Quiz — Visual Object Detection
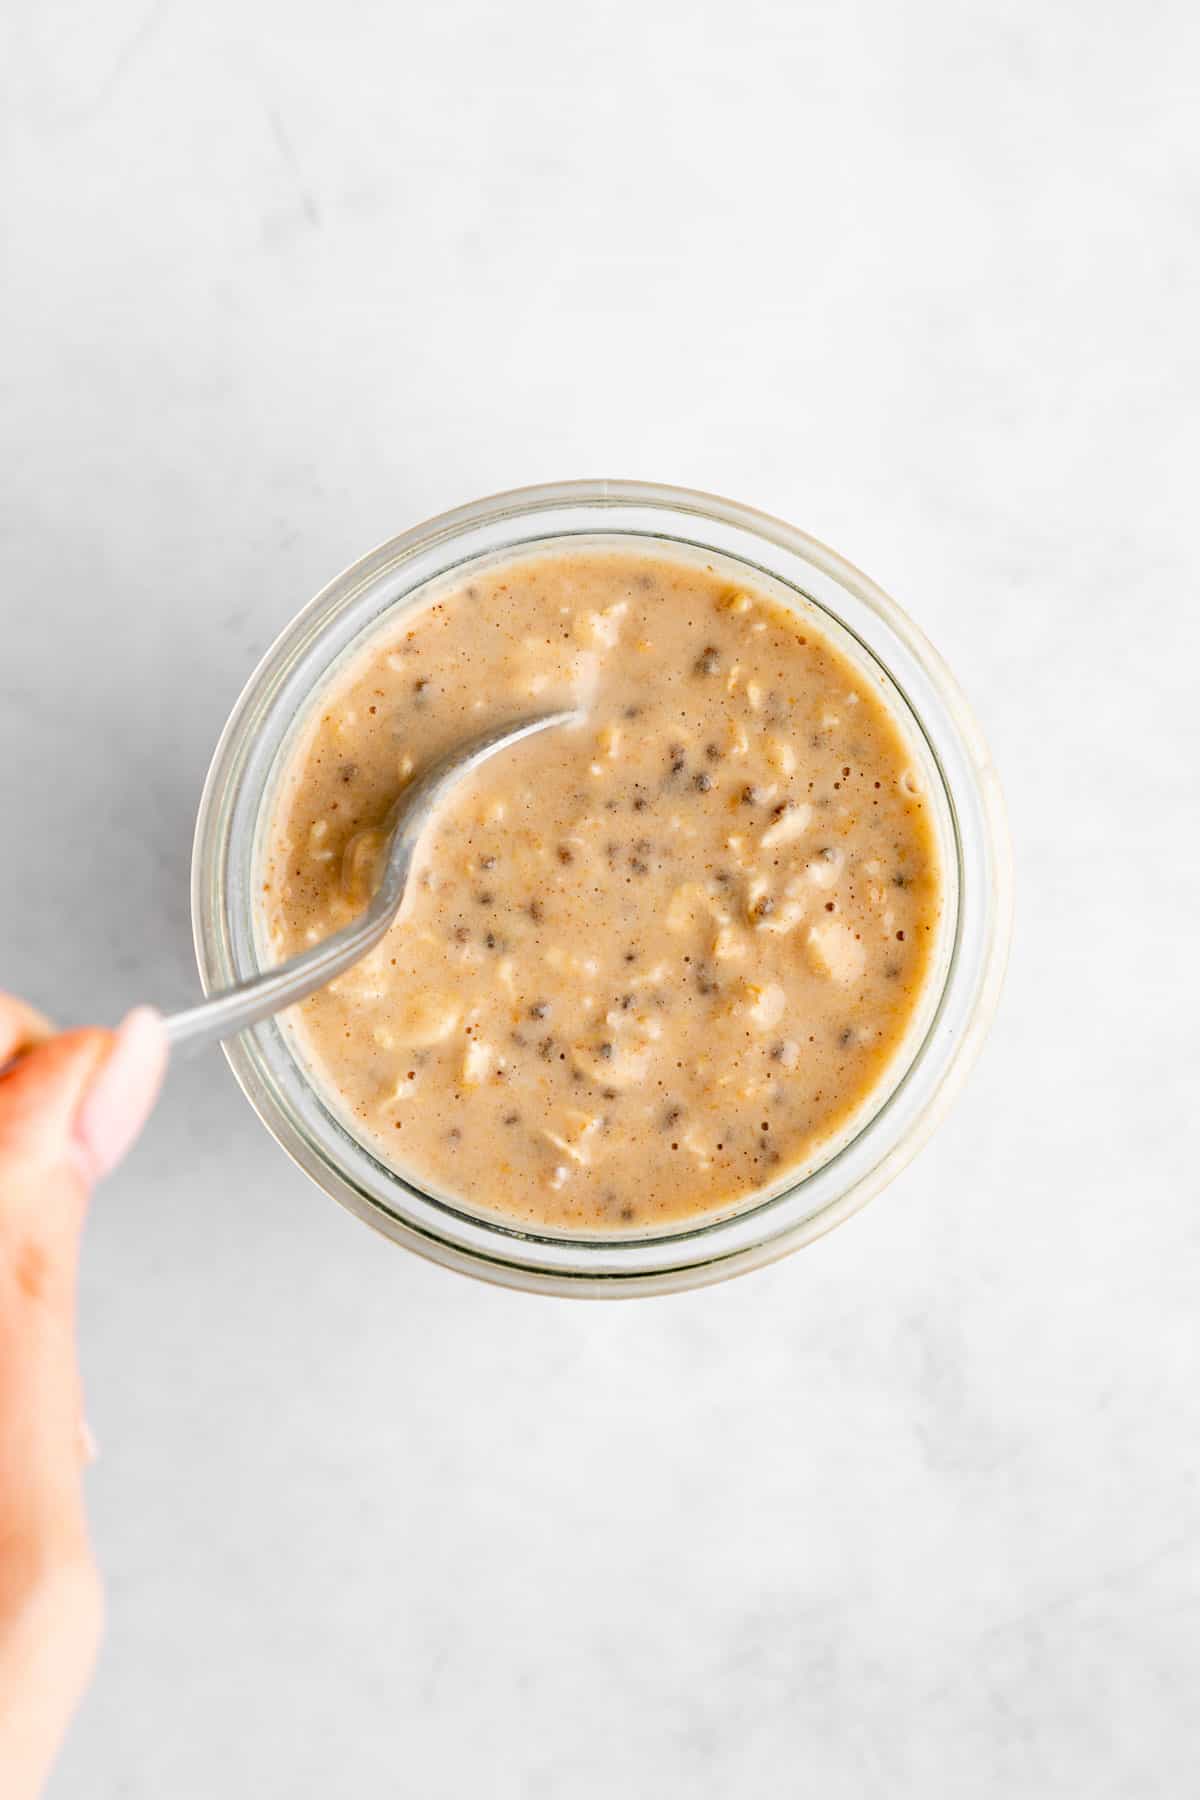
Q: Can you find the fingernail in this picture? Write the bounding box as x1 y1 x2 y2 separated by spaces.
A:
81 1418 99 1464
74 1007 168 1181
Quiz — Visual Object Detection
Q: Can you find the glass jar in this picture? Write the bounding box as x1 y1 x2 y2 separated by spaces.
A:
191 480 1011 1296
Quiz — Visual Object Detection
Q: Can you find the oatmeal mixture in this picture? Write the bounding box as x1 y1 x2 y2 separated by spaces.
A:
261 550 943 1229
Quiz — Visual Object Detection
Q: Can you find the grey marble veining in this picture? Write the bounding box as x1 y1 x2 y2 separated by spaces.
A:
1 1 1196 1794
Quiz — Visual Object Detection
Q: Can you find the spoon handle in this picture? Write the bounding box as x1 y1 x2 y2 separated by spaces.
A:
163 914 381 1056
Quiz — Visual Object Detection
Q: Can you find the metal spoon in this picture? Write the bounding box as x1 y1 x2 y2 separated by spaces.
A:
163 709 580 1056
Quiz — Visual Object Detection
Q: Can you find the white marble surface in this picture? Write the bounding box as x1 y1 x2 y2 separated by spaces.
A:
2 1 1197 1793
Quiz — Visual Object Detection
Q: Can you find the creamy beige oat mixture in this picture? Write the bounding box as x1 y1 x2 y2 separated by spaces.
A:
261 550 943 1230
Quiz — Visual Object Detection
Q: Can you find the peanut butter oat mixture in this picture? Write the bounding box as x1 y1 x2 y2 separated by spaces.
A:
261 550 943 1230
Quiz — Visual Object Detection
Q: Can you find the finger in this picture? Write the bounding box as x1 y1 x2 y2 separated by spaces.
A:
0 1014 165 1558
0 1037 110 1444
72 1008 167 1184
0 1029 113 1183
0 993 54 1064
0 1010 167 1189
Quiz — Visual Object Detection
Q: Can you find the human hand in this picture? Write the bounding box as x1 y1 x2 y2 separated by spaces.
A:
0 998 166 1800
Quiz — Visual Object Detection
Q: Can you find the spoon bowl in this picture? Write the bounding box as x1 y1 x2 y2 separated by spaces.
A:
164 709 580 1055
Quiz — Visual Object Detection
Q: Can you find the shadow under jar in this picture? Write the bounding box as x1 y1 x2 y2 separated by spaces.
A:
191 480 1011 1296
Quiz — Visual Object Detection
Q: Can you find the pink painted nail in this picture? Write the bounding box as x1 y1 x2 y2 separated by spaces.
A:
74 1007 168 1182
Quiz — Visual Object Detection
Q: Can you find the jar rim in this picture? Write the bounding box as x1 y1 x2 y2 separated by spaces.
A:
191 479 1012 1296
